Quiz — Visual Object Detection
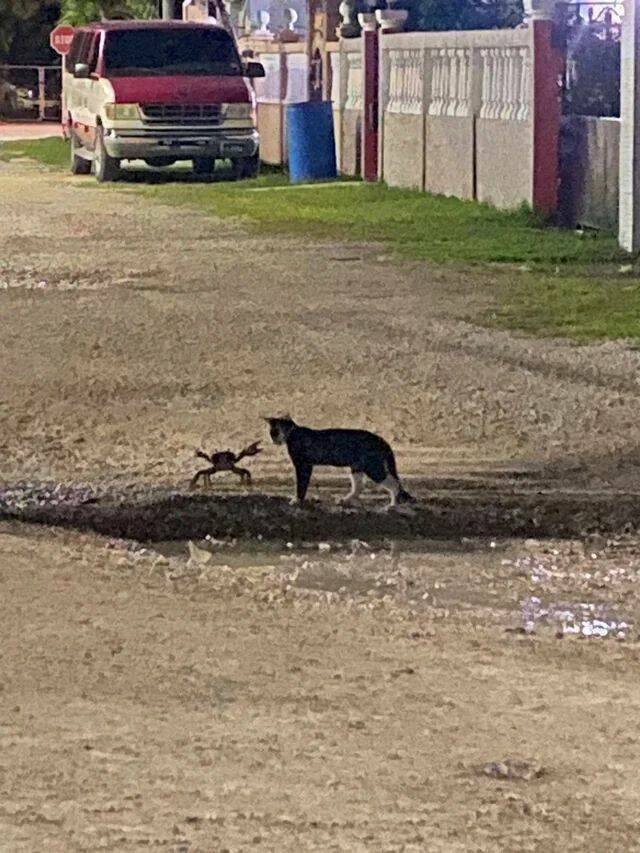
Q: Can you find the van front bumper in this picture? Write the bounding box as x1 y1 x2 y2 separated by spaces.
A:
103 128 259 160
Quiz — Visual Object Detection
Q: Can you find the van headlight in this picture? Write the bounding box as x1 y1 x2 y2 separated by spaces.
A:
223 103 251 119
104 103 141 120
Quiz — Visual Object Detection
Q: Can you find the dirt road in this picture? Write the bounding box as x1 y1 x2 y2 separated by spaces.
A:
3 159 640 850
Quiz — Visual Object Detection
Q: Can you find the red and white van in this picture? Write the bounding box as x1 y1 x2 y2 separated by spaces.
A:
62 20 264 182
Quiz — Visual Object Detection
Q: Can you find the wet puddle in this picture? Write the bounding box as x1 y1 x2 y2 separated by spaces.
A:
521 596 631 639
0 481 102 511
2 481 637 637
506 552 635 639
152 535 513 610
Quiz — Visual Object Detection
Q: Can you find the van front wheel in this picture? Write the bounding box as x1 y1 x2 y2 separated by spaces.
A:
70 133 91 175
94 126 120 183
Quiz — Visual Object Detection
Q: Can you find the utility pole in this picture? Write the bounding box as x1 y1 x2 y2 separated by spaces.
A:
619 0 640 252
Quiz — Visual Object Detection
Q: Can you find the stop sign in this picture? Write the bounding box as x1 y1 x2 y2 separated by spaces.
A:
50 25 75 56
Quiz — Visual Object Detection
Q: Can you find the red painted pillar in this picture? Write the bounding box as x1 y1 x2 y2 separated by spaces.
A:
361 14 379 182
531 16 563 217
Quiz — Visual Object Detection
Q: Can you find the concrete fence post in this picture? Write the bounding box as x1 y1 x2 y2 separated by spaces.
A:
619 0 640 252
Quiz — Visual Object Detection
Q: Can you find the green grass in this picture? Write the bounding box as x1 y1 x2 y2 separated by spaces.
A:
492 274 640 342
0 136 70 169
139 179 623 269
136 171 624 271
3 135 638 342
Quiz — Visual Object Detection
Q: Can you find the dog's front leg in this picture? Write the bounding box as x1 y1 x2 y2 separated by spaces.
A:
291 462 312 506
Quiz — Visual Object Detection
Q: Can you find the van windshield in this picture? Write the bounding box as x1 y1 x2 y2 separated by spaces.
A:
103 27 242 77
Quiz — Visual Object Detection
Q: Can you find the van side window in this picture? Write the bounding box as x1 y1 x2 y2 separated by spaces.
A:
85 34 99 74
65 34 76 73
65 33 85 73
64 33 84 74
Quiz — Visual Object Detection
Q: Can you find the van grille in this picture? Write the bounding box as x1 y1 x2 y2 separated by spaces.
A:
141 103 222 124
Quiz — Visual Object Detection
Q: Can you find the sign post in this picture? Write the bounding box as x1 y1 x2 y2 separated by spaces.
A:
38 67 46 121
619 0 640 252
50 26 74 134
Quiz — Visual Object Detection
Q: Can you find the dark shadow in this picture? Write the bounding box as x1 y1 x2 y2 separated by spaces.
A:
557 115 586 229
2 474 640 545
112 161 284 186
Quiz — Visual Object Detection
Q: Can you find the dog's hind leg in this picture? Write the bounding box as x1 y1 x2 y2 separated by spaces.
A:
379 475 402 508
362 458 401 508
338 470 364 506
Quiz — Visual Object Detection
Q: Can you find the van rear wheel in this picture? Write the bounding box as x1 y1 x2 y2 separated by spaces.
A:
70 132 91 175
94 126 120 183
193 156 215 176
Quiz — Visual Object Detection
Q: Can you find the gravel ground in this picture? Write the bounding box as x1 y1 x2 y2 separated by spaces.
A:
2 158 640 850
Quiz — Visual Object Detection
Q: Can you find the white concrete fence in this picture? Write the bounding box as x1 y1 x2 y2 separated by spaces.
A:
378 30 535 207
327 38 362 176
250 43 309 164
245 20 560 215
201 0 638 245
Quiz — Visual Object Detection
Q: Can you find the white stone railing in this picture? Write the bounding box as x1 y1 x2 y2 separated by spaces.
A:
385 48 423 115
428 47 471 117
380 29 532 121
479 46 531 121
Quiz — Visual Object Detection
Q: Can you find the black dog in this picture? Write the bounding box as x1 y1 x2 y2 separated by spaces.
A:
264 415 413 507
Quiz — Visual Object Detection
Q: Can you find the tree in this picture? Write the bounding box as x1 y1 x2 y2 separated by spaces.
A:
58 0 155 25
567 30 620 117
405 0 523 32
0 0 61 60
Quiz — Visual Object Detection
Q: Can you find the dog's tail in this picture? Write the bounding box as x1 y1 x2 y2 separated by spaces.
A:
235 440 262 462
384 443 415 504
397 486 415 504
195 449 213 464
384 443 399 480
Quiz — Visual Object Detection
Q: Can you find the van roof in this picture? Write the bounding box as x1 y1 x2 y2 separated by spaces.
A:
79 19 225 32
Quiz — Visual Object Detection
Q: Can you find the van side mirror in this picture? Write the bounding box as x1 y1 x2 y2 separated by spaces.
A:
244 61 265 79
74 63 90 79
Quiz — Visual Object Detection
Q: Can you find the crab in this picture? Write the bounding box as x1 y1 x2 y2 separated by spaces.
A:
189 441 262 489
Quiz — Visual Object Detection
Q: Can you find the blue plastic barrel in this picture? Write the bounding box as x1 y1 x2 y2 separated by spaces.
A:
286 101 337 183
